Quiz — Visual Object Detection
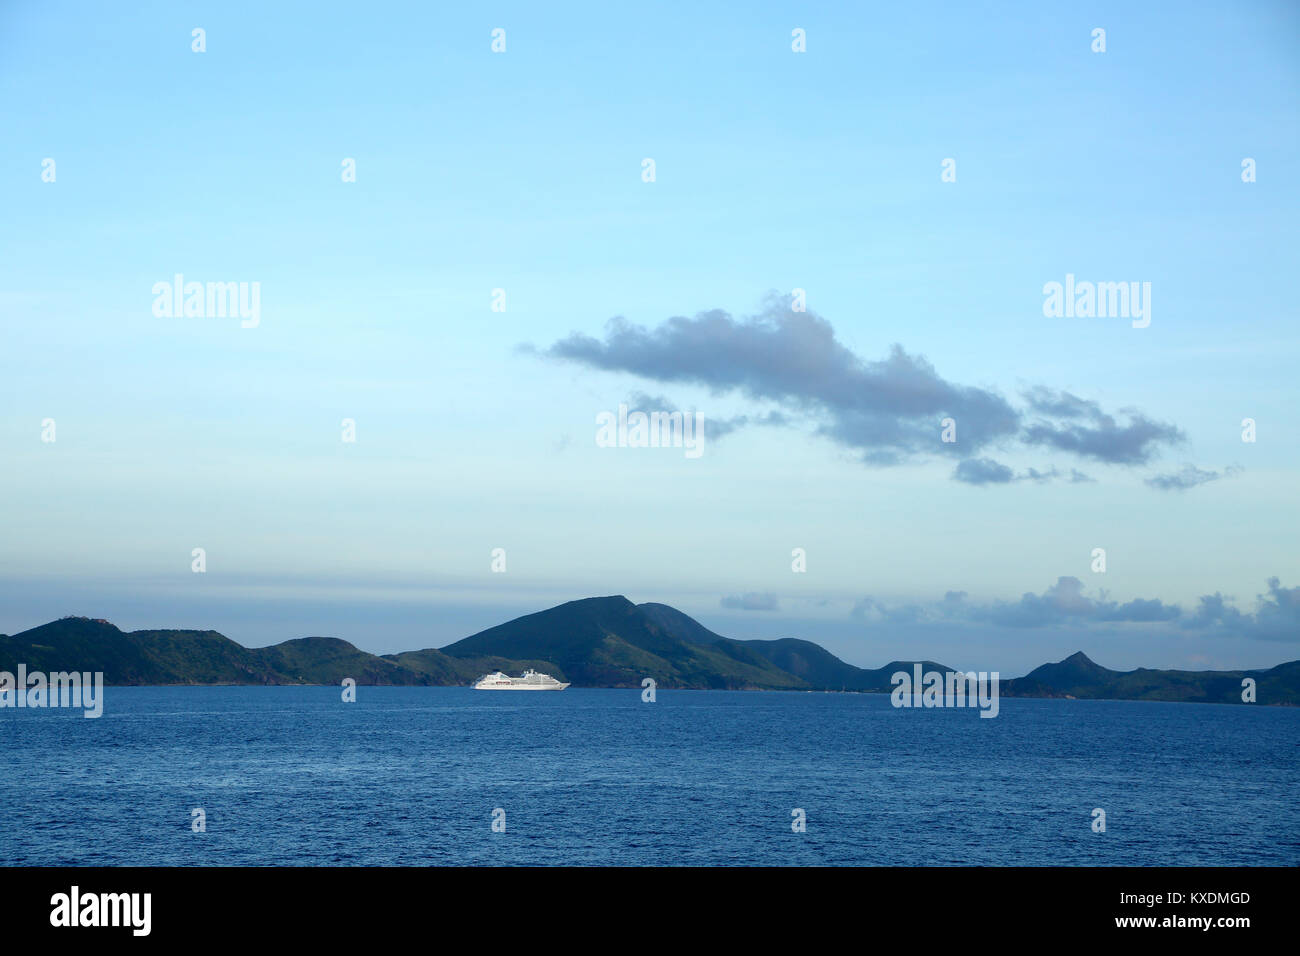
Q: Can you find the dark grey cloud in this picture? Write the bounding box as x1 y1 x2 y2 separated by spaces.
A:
845 576 1295 641
953 457 1014 485
941 590 968 609
1022 386 1102 420
982 577 1179 628
954 462 1095 486
539 300 1186 481
1187 578 1300 641
1145 464 1242 491
1021 387 1185 465
547 303 1020 458
1188 592 1245 631
721 592 779 611
851 596 924 624
1020 466 1094 484
1254 578 1300 641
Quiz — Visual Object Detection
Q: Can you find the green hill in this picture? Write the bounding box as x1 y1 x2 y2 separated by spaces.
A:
640 602 950 690
1 608 1296 704
1 617 171 683
1003 651 1300 704
256 636 423 685
439 596 807 689
0 618 426 686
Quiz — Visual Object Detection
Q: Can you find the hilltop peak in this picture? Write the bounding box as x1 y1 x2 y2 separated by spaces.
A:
275 636 362 652
566 595 634 608
37 616 122 635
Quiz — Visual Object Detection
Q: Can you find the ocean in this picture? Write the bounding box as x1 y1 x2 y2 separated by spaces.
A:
3 686 1297 866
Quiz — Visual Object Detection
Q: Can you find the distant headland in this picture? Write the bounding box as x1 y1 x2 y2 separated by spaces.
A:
2 597 1296 705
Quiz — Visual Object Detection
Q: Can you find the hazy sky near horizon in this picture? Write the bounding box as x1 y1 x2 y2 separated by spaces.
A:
2 1 1298 674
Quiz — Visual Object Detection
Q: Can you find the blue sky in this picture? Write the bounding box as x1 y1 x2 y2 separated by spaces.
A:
2 1 1297 673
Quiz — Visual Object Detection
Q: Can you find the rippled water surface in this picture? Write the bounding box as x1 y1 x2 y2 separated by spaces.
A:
3 687 1296 865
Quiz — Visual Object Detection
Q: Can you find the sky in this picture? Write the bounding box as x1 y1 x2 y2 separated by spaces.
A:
1 1 1297 675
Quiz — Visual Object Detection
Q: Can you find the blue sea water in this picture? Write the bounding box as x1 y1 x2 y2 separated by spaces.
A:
1 687 1297 866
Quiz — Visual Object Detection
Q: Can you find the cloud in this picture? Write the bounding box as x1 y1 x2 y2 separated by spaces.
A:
1188 577 1300 641
1145 464 1242 492
981 577 1181 627
1188 592 1245 630
954 461 1096 486
1021 386 1101 420
1254 577 1300 641
979 577 1177 628
538 299 1185 483
545 302 1021 458
625 391 788 441
846 575 1299 641
851 597 924 624
1021 388 1185 465
721 592 780 611
940 590 968 611
953 458 1014 485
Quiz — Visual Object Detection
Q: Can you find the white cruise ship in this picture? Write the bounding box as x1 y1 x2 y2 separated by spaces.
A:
472 669 570 691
